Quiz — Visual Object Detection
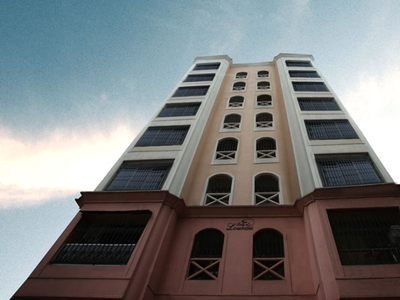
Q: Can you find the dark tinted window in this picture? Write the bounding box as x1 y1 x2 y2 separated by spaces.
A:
173 86 209 97
305 120 358 140
289 71 320 78
286 60 312 67
136 126 190 146
184 74 215 82
298 98 340 111
193 63 220 71
158 103 200 117
292 82 329 92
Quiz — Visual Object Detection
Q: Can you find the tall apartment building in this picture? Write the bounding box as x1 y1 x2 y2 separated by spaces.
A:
13 54 400 300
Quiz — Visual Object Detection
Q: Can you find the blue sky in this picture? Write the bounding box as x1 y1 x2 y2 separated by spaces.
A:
1 1 400 298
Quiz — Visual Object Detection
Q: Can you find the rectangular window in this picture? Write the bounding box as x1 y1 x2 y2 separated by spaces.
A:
157 103 200 117
172 86 209 97
305 120 358 140
316 154 383 187
136 125 189 146
298 97 340 111
292 82 329 92
107 160 173 191
184 74 215 82
328 208 400 265
289 71 320 78
286 60 312 67
193 63 220 71
52 211 152 265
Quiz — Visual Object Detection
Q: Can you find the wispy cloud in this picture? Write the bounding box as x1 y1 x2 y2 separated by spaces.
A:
0 125 139 209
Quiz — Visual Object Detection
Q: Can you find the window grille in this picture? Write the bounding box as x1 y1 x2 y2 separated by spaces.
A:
316 154 383 187
52 211 151 265
136 125 190 146
215 138 238 160
256 113 273 128
305 120 358 140
223 114 241 129
257 95 272 107
298 98 340 111
193 63 220 71
257 81 271 90
184 74 215 82
254 174 280 205
232 82 246 91
292 82 329 92
328 208 400 265
236 72 247 79
228 96 244 108
157 103 200 117
256 138 276 159
106 160 173 191
204 175 232 206
289 71 320 78
253 229 285 280
286 60 312 67
187 229 224 280
172 86 209 97
257 71 269 78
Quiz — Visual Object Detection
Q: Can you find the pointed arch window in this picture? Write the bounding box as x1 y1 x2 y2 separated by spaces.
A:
204 174 233 206
256 94 272 108
254 174 280 205
253 229 285 280
232 81 246 91
255 113 274 130
257 70 269 78
222 114 241 131
228 96 244 108
257 81 271 91
187 229 225 280
236 72 248 79
256 138 277 162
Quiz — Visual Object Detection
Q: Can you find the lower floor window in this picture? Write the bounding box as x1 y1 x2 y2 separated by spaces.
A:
52 211 152 265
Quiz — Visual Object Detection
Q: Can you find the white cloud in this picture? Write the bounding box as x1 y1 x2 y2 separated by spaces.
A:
0 125 139 209
341 67 400 183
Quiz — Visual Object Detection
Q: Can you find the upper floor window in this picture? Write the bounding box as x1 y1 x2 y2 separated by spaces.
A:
184 74 215 82
256 138 277 162
173 86 209 97
106 160 173 191
236 72 248 79
254 173 280 205
158 103 200 117
52 211 152 265
222 114 241 131
193 63 220 71
257 81 271 91
298 97 340 111
292 82 329 92
187 229 225 280
257 70 269 78
136 125 190 146
253 229 285 280
286 60 312 67
228 96 244 108
289 71 320 78
328 208 400 265
316 154 383 187
256 94 273 108
214 138 239 162
255 113 274 130
232 81 246 91
204 174 233 206
305 120 358 140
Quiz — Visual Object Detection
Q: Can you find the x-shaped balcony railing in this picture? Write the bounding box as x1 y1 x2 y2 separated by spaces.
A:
255 192 280 205
257 149 276 159
229 102 243 107
223 122 240 129
187 258 220 280
253 258 285 280
216 150 236 160
256 121 273 128
257 86 270 90
232 86 245 91
257 100 272 107
205 193 230 206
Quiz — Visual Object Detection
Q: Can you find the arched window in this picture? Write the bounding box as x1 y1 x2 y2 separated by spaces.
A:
253 229 285 280
257 70 269 78
215 138 238 161
236 72 248 79
204 174 233 206
256 94 272 107
255 113 274 129
257 81 271 90
254 174 280 205
187 229 225 280
222 114 241 130
228 96 244 108
232 82 246 91
256 138 276 160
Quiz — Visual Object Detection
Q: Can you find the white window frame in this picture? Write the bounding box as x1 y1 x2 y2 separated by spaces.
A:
220 113 242 132
212 137 239 165
256 81 271 91
235 71 248 79
226 96 245 109
252 172 283 206
255 94 273 109
254 137 279 164
254 112 275 131
257 70 270 78
202 173 235 206
231 81 246 92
